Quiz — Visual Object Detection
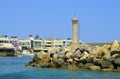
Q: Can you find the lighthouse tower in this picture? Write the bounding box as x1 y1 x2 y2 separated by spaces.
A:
71 17 80 47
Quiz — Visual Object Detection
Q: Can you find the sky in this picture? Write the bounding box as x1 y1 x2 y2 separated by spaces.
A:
0 0 120 43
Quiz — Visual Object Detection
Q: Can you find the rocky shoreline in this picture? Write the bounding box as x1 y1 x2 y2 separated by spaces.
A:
26 40 120 71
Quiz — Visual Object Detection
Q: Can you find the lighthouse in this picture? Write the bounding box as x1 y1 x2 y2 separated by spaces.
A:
71 17 80 47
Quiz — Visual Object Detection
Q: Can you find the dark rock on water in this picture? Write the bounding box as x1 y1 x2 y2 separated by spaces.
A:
111 57 120 68
40 62 50 68
84 63 94 69
52 58 65 68
94 59 113 69
110 51 120 56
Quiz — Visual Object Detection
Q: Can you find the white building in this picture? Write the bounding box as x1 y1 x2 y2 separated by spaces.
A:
18 39 31 50
52 39 63 47
0 36 14 48
9 36 19 47
43 39 53 48
63 38 72 46
32 39 43 51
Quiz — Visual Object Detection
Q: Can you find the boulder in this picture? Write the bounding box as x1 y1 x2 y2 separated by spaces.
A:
41 54 51 63
80 48 89 54
74 58 79 62
98 45 110 59
86 56 95 63
117 67 120 71
74 49 81 57
60 47 71 53
79 51 89 61
51 63 57 68
110 54 120 69
89 66 100 71
65 51 72 58
75 48 81 55
101 61 113 69
110 51 120 56
53 58 65 67
32 54 40 62
90 44 111 60
53 54 58 59
36 51 47 59
110 40 120 51
67 64 79 69
111 58 120 66
111 54 120 58
40 62 50 68
49 53 54 58
94 59 113 69
78 63 84 69
84 63 94 69
67 58 73 62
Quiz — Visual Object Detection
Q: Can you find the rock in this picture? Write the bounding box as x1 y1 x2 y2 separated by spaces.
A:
53 54 58 59
93 59 102 66
111 58 120 66
84 63 94 69
110 51 120 56
102 68 113 71
80 48 89 53
41 54 51 63
67 58 73 62
53 58 65 68
94 59 113 69
35 63 40 67
65 51 72 58
49 53 54 58
117 67 120 71
49 63 57 68
36 51 47 59
91 45 112 61
89 66 100 71
101 61 113 69
111 54 120 58
50 50 58 54
74 58 79 62
75 48 81 55
26 61 33 66
98 45 111 59
40 62 50 68
60 47 71 53
90 40 120 61
79 51 89 61
110 40 120 51
67 64 79 69
32 54 40 62
87 55 95 63
79 52 91 64
73 49 81 58
78 63 84 69
110 54 120 70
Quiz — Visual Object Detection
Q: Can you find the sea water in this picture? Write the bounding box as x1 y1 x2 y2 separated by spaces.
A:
0 57 120 79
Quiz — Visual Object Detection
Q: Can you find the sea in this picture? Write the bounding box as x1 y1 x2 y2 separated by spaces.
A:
0 57 120 79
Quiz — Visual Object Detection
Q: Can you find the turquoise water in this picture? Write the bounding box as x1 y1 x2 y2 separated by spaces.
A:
0 57 120 79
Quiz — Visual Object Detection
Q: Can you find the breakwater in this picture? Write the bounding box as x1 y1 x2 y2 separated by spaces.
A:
26 40 120 71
